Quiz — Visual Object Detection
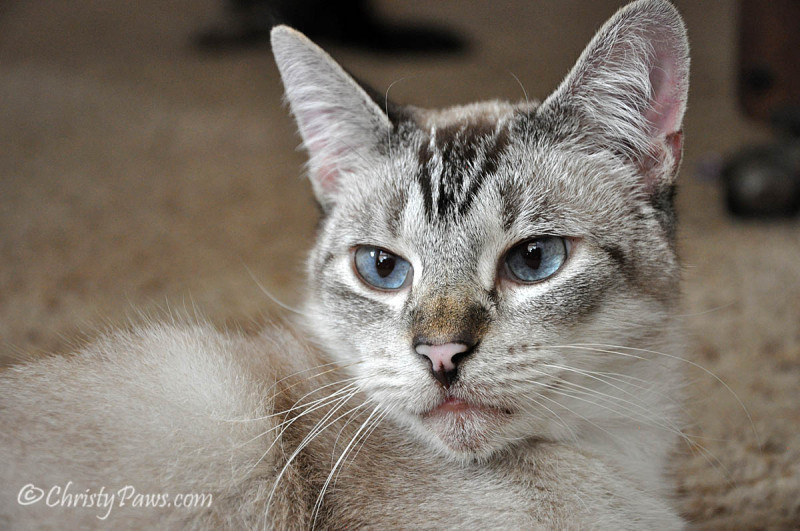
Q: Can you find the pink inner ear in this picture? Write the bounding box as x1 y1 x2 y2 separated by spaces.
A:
307 138 344 194
644 50 684 138
666 130 683 167
315 163 339 193
300 106 349 195
642 129 683 191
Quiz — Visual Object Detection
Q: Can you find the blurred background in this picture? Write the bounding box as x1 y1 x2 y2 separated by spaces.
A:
1 0 798 527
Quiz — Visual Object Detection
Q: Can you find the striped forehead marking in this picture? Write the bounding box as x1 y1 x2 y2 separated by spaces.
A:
415 119 510 222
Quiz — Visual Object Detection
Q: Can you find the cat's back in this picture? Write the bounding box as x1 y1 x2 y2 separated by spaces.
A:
0 322 317 527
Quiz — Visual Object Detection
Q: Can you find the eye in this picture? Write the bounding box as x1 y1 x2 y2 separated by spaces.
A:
353 246 413 291
503 237 568 283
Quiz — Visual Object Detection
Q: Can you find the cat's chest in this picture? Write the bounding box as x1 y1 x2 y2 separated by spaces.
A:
321 454 536 528
305 433 576 529
307 436 642 529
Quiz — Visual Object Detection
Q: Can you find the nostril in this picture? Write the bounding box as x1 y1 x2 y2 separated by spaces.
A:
450 350 470 369
414 342 472 388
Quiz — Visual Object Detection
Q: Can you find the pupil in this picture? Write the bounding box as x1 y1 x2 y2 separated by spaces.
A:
375 250 396 278
523 242 542 270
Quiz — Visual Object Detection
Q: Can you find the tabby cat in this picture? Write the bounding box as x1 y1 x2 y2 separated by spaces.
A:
1 0 689 527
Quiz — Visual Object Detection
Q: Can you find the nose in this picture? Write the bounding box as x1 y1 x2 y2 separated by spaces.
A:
415 342 472 388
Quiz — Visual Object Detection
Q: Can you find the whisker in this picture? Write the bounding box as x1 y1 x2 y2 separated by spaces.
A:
674 301 736 318
560 343 762 448
236 382 361 449
271 370 363 416
329 399 375 466
521 388 623 444
312 403 382 527
266 359 361 397
343 404 393 471
211 365 361 425
508 70 532 146
541 363 726 443
524 364 739 486
508 70 530 107
264 389 365 519
384 76 409 164
527 374 685 440
514 395 580 442
246 266 312 317
540 363 686 418
245 385 360 474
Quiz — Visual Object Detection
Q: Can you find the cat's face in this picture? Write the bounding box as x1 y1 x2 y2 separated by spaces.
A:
272 0 689 460
302 106 682 458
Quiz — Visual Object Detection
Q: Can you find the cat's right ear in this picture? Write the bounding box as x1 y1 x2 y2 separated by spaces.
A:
271 26 392 210
540 0 690 195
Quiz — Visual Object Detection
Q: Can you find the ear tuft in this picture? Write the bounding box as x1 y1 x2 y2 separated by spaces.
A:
271 26 391 208
543 0 690 191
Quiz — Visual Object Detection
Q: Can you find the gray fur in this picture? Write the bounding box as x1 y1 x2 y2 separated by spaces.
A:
1 1 690 527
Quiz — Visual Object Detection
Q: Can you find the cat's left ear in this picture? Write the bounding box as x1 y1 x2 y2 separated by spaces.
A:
271 26 392 210
541 0 689 193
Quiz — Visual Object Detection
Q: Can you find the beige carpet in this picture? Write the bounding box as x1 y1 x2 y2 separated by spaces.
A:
1 0 798 527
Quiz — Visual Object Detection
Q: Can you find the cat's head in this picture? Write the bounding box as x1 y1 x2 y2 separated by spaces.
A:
272 0 689 461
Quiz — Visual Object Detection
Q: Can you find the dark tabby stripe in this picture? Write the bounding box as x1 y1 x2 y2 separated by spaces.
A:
416 120 510 221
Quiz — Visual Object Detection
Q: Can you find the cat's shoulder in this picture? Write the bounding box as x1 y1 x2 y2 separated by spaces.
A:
0 321 316 527
3 322 290 407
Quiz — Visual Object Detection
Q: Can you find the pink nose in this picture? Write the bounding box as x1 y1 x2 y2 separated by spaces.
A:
415 342 469 375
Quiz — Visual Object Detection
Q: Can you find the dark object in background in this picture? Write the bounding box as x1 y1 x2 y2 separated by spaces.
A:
738 0 800 123
196 0 467 54
723 140 800 218
725 0 800 218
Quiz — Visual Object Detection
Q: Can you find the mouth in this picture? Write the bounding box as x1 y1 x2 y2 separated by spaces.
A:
420 394 512 454
427 396 472 414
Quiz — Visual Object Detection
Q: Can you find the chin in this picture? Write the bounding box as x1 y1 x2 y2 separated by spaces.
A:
417 398 515 461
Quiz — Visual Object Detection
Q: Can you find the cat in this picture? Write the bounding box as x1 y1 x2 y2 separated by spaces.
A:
0 0 689 528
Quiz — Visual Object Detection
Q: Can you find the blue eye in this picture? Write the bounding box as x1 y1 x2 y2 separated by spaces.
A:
353 246 412 290
504 237 567 283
